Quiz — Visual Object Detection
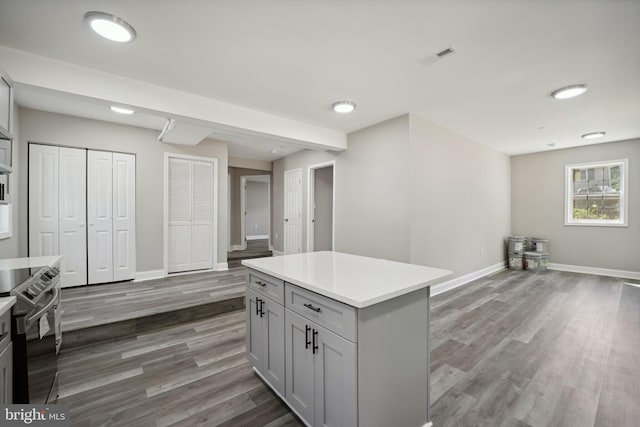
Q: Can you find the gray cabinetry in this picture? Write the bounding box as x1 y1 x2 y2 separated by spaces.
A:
246 266 433 427
0 310 12 404
245 289 285 395
285 304 357 427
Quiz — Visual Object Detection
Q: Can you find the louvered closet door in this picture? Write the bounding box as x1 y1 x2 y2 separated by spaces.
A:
29 144 59 257
168 157 214 273
88 150 114 284
113 153 136 281
58 148 87 287
168 158 193 273
191 161 213 270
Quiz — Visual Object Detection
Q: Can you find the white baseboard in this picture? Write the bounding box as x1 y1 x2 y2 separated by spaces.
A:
272 250 284 256
548 263 640 280
134 269 165 282
246 235 269 240
229 245 244 252
431 261 507 297
216 262 229 271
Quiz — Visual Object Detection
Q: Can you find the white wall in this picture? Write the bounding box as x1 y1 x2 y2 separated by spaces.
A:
246 181 269 237
272 114 510 279
511 138 639 273
18 108 229 272
408 115 511 275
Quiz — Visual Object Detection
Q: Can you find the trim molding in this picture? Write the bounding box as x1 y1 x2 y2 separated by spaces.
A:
273 250 284 256
229 245 244 252
216 262 229 271
246 235 269 240
134 270 165 282
548 263 640 280
431 261 507 297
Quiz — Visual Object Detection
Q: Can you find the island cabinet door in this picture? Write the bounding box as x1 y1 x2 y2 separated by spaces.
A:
261 297 285 396
285 309 316 424
314 325 357 427
246 290 263 370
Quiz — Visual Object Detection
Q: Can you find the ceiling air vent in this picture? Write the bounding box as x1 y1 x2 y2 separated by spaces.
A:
418 46 457 67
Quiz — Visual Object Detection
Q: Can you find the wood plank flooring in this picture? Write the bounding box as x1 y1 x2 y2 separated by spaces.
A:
57 268 640 426
227 239 273 268
61 268 247 332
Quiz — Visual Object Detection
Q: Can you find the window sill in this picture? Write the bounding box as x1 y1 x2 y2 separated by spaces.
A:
564 222 628 228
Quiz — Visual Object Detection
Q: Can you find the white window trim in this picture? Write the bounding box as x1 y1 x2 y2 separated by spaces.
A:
564 158 629 227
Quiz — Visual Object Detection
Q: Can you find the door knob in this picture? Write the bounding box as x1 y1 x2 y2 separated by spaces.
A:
284 218 288 222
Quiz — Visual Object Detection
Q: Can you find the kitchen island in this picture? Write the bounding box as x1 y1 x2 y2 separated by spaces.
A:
243 251 452 427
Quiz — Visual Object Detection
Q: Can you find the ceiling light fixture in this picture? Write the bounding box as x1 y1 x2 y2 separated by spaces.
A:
332 101 356 114
110 106 135 115
550 84 588 100
85 11 137 43
581 131 606 140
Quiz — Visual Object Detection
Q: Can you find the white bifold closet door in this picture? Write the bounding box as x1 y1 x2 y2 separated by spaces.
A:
29 145 87 287
168 158 213 273
87 150 136 284
112 153 136 282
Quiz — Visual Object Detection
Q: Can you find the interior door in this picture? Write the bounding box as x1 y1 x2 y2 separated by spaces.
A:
167 157 214 273
28 144 59 257
112 153 136 281
168 158 192 273
284 169 302 254
88 150 113 284
190 161 213 270
58 147 87 287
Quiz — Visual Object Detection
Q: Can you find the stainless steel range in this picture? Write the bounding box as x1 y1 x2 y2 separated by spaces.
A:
0 259 62 404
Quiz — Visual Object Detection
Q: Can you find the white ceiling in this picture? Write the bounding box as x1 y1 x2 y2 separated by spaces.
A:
1 0 639 156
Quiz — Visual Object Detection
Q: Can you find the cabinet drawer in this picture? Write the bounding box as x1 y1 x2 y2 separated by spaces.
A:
247 270 284 304
0 310 10 351
285 284 356 342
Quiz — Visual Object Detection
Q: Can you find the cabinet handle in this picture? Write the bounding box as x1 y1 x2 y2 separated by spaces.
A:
255 280 266 287
305 325 311 349
304 303 321 313
259 299 265 317
312 329 319 354
255 297 261 316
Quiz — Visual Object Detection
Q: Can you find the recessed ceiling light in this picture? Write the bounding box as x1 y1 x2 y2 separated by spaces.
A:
332 101 356 114
85 11 137 43
110 106 135 115
550 84 588 100
581 131 606 140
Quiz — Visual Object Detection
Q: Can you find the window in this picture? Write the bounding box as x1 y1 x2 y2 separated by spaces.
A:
565 159 628 226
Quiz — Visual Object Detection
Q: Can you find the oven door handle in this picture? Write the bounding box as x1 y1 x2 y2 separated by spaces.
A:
26 287 59 327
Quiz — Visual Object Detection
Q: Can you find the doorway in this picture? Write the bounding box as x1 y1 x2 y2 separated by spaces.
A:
164 153 218 275
241 175 271 251
307 161 335 252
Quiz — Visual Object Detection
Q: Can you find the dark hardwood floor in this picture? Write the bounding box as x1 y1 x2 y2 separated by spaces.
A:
57 268 640 426
227 239 273 268
61 268 247 332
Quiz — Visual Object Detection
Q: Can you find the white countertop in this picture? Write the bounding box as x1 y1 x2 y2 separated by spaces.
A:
0 296 16 317
0 255 63 271
243 251 452 308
